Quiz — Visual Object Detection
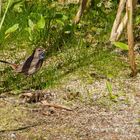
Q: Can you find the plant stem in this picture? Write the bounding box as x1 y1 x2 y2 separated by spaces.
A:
127 0 137 76
0 0 12 31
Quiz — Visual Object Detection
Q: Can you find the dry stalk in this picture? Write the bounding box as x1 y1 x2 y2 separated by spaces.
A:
73 0 88 24
127 0 137 76
110 0 126 42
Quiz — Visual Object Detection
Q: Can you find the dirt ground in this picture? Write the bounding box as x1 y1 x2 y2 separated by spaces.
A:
0 76 140 140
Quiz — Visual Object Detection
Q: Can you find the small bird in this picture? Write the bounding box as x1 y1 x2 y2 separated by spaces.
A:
0 48 46 76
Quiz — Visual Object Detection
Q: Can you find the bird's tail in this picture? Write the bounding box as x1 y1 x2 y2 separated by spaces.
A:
0 60 18 70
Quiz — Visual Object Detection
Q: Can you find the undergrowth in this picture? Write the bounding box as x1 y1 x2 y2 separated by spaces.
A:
0 1 128 93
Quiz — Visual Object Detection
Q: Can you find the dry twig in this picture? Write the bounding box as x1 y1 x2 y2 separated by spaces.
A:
41 100 72 111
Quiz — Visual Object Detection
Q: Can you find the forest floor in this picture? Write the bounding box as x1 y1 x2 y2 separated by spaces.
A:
0 73 140 140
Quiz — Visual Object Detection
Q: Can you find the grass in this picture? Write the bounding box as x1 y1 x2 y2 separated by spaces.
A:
0 41 128 93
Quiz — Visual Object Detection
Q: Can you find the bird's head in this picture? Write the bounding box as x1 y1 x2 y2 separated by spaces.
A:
34 47 46 60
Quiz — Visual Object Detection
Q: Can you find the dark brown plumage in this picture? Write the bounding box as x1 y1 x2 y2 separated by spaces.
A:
0 48 45 76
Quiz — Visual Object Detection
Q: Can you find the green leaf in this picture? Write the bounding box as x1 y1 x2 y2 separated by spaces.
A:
25 27 33 41
106 81 117 100
113 42 129 50
13 2 23 13
36 15 45 29
25 27 31 35
62 15 68 20
28 19 34 30
106 81 112 95
5 23 19 35
56 19 64 26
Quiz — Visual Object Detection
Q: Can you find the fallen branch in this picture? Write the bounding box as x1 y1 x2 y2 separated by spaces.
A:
41 100 72 111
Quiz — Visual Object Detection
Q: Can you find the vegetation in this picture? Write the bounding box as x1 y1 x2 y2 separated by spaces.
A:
0 1 140 139
0 0 125 92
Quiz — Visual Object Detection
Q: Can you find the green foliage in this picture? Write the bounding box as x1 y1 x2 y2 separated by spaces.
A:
0 0 128 93
36 15 45 29
135 15 140 25
13 1 23 13
5 23 19 38
113 42 129 50
0 0 13 31
106 81 117 101
25 15 46 42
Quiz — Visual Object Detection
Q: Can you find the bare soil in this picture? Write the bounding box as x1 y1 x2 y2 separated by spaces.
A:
0 76 140 140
